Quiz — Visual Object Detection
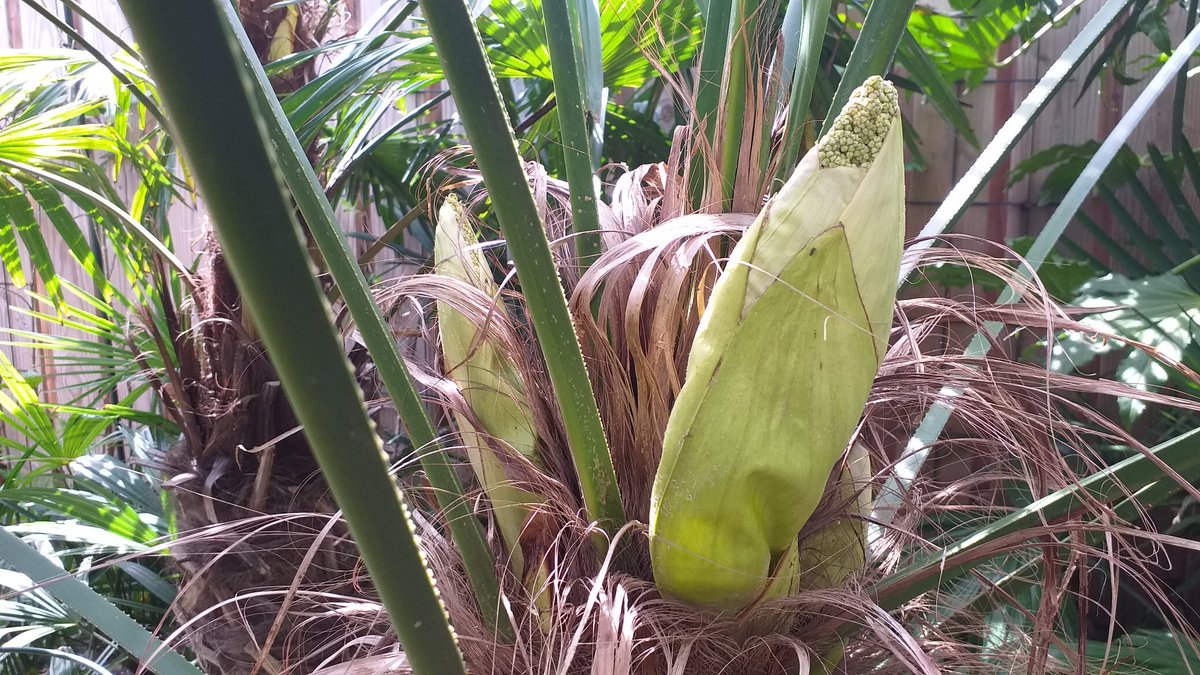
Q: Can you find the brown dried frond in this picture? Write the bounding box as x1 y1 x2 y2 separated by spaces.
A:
149 177 1200 674
372 207 1200 672
573 211 754 522
351 159 1200 668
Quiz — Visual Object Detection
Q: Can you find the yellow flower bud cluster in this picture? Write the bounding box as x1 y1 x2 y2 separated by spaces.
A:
817 75 899 169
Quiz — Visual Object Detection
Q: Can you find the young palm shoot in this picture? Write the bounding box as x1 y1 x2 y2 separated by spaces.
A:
650 77 903 611
434 195 543 575
795 442 874 593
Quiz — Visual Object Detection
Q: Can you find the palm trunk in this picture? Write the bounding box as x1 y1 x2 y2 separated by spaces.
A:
159 239 367 674
154 9 366 671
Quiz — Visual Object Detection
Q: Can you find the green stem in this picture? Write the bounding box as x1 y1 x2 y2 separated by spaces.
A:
717 0 763 209
687 0 733 209
116 2 467 672
1171 252 1200 276
818 0 917 138
775 0 834 189
217 2 509 640
417 0 626 532
542 0 602 270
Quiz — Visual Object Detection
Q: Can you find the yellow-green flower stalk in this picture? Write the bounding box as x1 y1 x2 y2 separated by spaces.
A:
435 195 542 574
649 77 903 611
796 442 873 592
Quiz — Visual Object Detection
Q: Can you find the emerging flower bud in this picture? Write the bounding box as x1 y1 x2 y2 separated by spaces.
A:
649 77 904 610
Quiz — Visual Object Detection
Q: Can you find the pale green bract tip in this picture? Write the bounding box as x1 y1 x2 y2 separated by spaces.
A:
817 75 899 169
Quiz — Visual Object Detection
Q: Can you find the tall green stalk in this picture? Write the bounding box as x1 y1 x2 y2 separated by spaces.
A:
716 0 763 208
543 0 603 270
688 0 734 208
775 0 834 187
215 3 507 639
417 0 626 532
115 2 466 673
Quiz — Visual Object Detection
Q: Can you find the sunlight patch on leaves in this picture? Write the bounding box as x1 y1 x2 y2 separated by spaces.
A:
1053 273 1200 421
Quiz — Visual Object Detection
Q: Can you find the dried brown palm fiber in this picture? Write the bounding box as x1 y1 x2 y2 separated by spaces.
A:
143 157 1200 671
573 212 755 525
354 220 1200 672
192 314 1199 675
606 163 668 241
143 234 375 674
358 154 1200 670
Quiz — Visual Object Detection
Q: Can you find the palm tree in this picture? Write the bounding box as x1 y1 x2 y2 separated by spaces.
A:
1 4 415 671
125 0 1200 671
5 0 1200 673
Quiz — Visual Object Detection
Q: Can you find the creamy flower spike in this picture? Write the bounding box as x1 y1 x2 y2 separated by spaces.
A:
818 76 900 169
